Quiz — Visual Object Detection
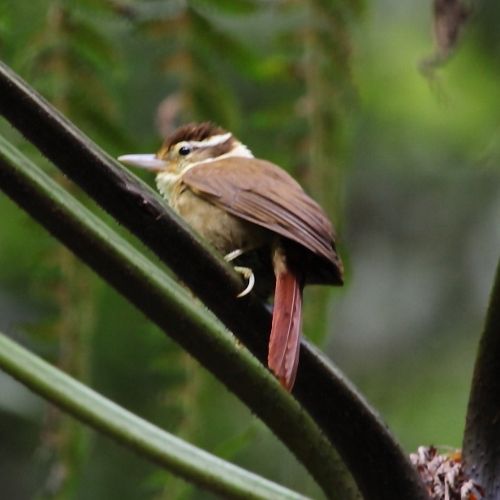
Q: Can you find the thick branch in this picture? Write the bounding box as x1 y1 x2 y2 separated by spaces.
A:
463 260 500 496
0 61 428 500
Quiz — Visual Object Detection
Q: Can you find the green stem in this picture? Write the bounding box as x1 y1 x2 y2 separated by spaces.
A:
0 332 308 500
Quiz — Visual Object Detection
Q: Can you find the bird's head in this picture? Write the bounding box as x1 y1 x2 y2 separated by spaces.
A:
118 122 253 186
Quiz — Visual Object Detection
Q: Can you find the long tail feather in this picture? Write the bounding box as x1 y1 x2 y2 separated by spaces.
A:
268 248 303 391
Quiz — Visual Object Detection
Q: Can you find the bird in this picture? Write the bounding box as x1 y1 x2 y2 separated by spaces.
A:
118 122 343 390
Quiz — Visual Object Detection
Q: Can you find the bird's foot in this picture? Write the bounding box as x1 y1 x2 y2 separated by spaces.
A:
224 249 245 262
233 266 255 298
224 249 255 297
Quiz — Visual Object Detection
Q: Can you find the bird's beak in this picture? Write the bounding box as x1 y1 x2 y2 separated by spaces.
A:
118 154 168 172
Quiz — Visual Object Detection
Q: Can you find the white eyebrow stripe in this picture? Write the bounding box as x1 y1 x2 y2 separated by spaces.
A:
188 133 232 148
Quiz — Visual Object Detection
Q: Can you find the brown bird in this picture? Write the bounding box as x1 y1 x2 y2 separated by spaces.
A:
119 122 343 390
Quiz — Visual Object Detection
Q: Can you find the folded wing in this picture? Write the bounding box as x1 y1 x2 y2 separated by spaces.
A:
182 157 343 284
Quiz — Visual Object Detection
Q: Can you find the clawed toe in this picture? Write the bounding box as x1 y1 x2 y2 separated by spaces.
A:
224 249 245 262
233 266 255 297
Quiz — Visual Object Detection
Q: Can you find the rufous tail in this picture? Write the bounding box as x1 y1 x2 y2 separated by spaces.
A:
268 246 303 391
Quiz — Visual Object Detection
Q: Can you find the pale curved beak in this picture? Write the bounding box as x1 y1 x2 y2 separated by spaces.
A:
117 154 167 171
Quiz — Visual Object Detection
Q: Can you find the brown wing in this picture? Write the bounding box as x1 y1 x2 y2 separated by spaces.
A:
182 157 343 284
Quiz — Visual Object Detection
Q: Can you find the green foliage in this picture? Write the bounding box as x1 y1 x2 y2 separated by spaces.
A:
1 0 500 499
193 0 260 16
0 4 9 48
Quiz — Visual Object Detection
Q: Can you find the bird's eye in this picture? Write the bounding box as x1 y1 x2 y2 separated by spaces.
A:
178 145 192 156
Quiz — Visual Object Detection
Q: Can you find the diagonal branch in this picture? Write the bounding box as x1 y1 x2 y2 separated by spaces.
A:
463 259 500 496
0 61 428 500
0 331 309 500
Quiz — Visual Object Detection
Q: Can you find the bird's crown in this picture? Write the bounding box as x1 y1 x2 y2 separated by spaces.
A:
164 122 229 149
157 122 252 163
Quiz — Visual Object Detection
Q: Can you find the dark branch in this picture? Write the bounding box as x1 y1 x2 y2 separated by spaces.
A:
463 260 500 496
0 61 428 500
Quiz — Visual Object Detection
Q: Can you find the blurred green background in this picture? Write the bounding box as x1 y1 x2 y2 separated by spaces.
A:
0 0 499 499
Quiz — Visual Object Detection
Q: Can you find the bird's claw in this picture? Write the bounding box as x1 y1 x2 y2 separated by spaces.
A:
224 249 245 262
233 266 255 298
224 250 255 297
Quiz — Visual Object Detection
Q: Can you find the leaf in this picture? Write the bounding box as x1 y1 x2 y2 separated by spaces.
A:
0 330 309 500
67 15 118 71
419 0 472 78
189 8 260 77
433 0 471 58
191 0 260 16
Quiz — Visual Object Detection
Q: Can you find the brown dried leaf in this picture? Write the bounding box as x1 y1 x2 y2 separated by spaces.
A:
433 0 471 58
